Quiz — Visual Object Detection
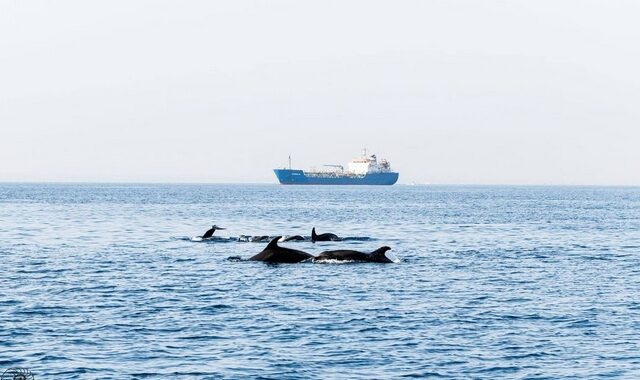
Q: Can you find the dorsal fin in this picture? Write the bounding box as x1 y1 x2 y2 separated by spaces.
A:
312 227 317 238
371 246 391 256
266 236 282 250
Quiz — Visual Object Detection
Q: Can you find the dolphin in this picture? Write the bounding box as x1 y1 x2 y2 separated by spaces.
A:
236 235 270 242
280 235 306 242
249 237 315 263
313 246 397 263
311 227 340 243
201 225 225 239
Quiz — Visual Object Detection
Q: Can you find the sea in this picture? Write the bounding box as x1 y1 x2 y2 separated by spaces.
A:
1 183 639 379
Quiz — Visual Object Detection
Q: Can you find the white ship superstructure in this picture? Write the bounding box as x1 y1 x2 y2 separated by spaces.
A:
347 149 393 175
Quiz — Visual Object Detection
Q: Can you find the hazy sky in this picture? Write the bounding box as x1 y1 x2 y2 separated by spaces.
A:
1 1 639 185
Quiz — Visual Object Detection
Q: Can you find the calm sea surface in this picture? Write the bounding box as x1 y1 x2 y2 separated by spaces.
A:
1 184 639 379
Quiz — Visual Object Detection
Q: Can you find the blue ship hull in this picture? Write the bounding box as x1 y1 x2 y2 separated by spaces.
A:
274 169 399 185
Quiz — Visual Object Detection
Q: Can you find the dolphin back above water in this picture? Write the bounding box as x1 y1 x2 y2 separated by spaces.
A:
249 237 315 263
311 227 340 242
237 235 270 242
314 246 397 263
280 235 306 242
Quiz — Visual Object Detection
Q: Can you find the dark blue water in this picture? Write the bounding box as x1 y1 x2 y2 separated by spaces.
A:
1 184 639 379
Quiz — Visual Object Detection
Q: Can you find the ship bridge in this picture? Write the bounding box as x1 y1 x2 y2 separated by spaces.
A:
347 150 393 175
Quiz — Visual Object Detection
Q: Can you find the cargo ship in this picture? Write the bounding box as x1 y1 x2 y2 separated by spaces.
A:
273 150 399 185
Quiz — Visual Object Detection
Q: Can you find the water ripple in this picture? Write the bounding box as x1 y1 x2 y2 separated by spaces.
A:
1 184 639 378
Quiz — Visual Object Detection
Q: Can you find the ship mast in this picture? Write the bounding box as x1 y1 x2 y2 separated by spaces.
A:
288 155 292 170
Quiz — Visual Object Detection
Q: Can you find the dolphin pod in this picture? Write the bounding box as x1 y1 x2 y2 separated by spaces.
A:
197 226 343 243
195 225 398 263
248 237 397 264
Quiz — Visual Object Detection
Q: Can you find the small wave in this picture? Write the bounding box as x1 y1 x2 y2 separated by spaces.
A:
476 366 521 374
313 259 357 264
39 354 71 362
313 257 400 264
0 358 26 367
183 236 236 243
177 334 228 341
401 371 448 378
226 256 244 262
199 304 233 312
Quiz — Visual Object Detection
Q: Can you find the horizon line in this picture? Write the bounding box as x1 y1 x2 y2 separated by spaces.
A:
0 180 638 188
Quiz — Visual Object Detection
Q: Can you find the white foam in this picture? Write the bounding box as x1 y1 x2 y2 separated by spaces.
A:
313 259 355 264
384 251 400 263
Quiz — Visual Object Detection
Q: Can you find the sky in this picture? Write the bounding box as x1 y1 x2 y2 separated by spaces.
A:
1 0 639 185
